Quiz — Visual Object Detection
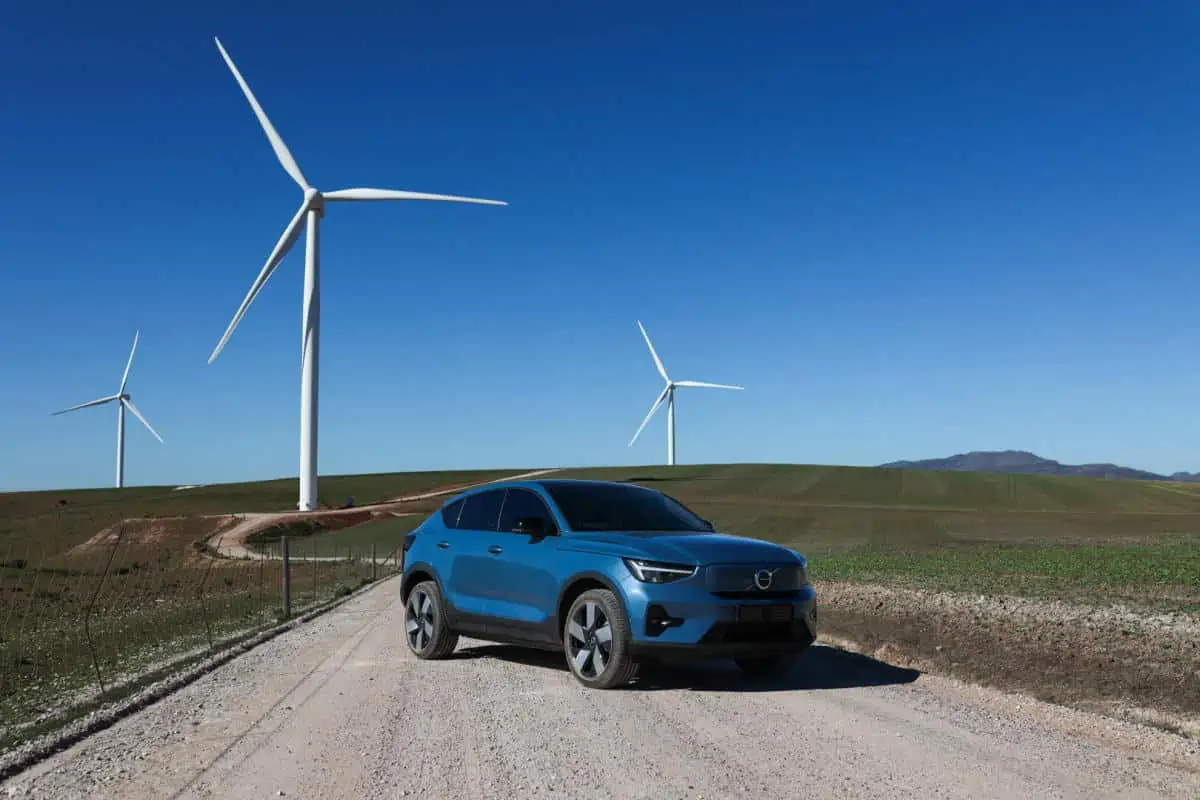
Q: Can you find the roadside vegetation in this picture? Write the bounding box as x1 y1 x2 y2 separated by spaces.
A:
0 468 510 755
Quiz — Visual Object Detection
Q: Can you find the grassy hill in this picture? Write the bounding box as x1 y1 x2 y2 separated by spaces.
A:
7 461 1200 606
0 468 522 528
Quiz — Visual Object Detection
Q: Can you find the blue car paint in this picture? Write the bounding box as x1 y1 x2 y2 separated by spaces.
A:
401 478 818 660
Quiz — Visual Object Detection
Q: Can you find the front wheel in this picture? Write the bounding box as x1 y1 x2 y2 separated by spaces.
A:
563 589 639 689
405 580 459 659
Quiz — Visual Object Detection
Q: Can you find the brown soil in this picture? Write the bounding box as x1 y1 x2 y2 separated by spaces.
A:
68 515 241 554
817 580 1200 737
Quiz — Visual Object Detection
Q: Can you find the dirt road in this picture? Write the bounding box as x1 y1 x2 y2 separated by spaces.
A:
5 577 1197 800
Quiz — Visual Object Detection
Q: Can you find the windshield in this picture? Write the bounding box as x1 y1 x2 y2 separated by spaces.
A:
543 482 713 533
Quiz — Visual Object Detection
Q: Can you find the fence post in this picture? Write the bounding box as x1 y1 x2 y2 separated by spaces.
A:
372 543 377 581
282 535 292 619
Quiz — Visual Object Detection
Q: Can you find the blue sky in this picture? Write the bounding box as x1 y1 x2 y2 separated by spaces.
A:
4 1 1200 490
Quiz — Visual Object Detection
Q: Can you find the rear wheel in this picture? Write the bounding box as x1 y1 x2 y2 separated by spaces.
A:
734 653 800 680
405 580 458 659
563 589 638 689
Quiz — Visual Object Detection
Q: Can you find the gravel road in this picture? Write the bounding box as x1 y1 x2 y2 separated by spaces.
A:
5 577 1198 800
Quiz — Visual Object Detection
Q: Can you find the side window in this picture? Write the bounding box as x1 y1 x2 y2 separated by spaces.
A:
440 497 465 529
497 488 557 534
455 489 506 532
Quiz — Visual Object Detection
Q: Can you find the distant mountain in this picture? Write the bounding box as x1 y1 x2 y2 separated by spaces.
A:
879 450 1198 482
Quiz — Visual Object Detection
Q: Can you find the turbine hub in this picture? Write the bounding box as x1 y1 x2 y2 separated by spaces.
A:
304 187 324 214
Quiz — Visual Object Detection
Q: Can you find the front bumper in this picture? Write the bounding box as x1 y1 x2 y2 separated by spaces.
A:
620 572 818 661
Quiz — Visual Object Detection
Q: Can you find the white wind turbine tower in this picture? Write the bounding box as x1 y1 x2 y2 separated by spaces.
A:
206 37 508 512
627 321 743 466
52 330 164 488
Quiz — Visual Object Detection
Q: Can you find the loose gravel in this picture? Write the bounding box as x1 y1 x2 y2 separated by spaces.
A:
3 576 1198 799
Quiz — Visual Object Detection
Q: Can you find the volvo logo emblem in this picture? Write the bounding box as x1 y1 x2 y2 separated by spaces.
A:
753 568 779 590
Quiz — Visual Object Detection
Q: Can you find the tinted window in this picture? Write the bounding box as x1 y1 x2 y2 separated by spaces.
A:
455 489 505 531
542 482 712 533
440 497 465 529
498 488 557 534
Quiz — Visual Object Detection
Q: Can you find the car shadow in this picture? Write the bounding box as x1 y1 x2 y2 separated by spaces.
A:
448 642 920 693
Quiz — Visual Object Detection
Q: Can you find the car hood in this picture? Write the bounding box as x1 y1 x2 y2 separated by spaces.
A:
560 530 802 566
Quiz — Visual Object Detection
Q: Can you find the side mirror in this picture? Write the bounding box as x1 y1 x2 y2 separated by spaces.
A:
513 517 548 537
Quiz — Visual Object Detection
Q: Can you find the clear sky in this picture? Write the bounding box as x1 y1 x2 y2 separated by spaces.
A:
4 1 1200 490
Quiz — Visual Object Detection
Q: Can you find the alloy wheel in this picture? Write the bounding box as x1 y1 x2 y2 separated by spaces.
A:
406 588 435 652
566 600 613 679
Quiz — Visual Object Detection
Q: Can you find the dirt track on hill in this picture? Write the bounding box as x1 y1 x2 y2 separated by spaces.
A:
4 576 1197 799
205 468 563 559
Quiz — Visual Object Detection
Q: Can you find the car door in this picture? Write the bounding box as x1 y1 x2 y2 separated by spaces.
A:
423 495 466 580
479 487 561 641
441 488 505 619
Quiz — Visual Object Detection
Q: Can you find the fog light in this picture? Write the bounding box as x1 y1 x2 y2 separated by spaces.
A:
645 604 684 637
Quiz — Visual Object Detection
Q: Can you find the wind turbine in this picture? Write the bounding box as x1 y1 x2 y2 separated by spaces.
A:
628 321 743 466
206 37 508 512
52 330 164 488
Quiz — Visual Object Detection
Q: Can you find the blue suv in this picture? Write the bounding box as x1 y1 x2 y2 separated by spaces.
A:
400 478 818 689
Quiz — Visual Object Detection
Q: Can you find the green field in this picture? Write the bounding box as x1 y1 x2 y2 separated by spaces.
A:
549 465 1200 605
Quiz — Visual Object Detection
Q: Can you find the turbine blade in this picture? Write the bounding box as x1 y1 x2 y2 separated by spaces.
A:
122 398 164 443
208 198 309 364
673 380 744 390
636 321 669 382
118 329 139 394
214 37 310 190
323 188 507 206
629 385 670 447
52 394 119 415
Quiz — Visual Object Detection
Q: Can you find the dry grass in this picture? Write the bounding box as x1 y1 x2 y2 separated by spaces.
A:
0 506 391 752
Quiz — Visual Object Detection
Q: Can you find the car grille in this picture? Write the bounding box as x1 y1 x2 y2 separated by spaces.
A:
704 563 804 596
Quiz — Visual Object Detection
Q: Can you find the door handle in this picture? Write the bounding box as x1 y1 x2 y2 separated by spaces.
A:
437 541 450 550
488 545 504 555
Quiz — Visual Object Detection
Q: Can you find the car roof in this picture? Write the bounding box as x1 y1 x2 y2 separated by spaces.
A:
534 478 655 491
439 477 653 505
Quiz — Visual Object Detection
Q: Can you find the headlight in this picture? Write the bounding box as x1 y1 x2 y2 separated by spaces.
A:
790 551 810 585
623 558 697 584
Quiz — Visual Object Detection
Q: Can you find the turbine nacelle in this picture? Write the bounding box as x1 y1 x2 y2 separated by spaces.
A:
303 187 325 214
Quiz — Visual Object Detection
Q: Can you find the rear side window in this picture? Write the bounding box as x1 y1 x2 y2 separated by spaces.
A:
456 489 506 532
440 497 465 529
497 488 557 534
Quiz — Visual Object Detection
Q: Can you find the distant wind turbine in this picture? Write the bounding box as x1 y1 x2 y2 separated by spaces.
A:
627 321 743 466
52 330 164 488
206 37 508 512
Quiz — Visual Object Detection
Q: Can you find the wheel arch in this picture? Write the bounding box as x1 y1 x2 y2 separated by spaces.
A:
555 571 631 645
401 562 444 603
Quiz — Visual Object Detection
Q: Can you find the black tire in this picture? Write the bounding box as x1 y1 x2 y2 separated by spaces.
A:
563 588 639 689
734 652 801 680
404 579 459 659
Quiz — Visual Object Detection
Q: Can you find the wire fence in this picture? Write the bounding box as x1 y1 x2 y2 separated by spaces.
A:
0 500 407 755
